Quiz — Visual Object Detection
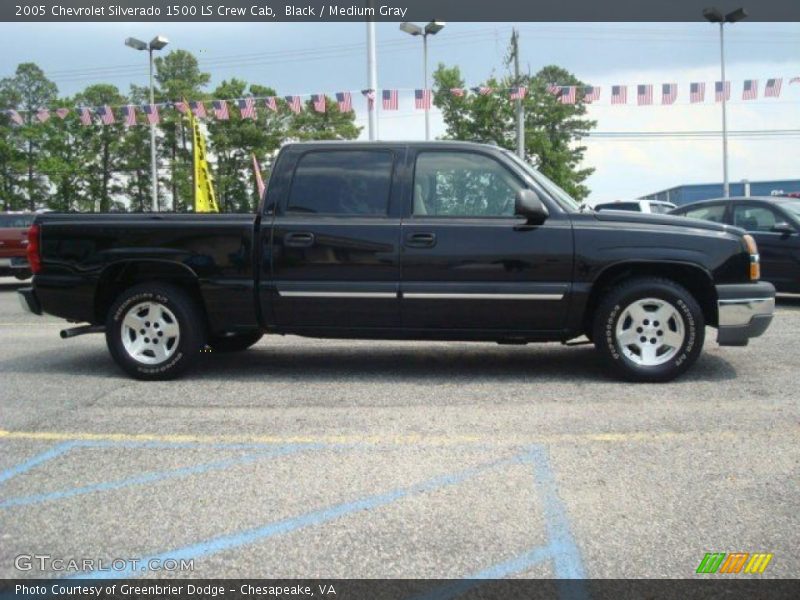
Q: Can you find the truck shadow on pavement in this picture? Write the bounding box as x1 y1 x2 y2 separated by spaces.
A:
2 340 738 384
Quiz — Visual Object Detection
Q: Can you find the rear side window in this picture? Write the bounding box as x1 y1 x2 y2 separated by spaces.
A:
683 204 726 223
0 214 34 227
287 150 393 216
732 205 778 232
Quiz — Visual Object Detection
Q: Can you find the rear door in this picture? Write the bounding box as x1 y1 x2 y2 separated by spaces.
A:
268 147 404 330
731 201 800 292
399 148 572 334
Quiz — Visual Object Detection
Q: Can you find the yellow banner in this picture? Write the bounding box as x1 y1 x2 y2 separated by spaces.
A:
188 107 219 213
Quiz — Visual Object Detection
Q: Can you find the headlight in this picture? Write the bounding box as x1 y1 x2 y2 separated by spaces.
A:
743 234 760 281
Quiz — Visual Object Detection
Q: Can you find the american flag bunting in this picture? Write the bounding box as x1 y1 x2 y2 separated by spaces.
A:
174 100 188 114
765 78 782 97
7 109 24 125
715 81 730 102
285 96 302 114
474 86 493 96
637 84 653 105
36 109 50 123
190 101 206 118
97 105 115 125
212 100 229 120
661 83 677 105
122 105 137 126
557 86 576 104
690 82 705 103
449 88 465 97
742 79 758 100
790 77 800 85
583 86 601 103
509 86 528 101
55 107 70 119
312 94 326 113
335 92 352 112
79 107 93 126
264 97 278 112
382 89 398 110
414 89 432 109
143 104 160 124
237 98 257 120
361 89 376 111
611 85 627 104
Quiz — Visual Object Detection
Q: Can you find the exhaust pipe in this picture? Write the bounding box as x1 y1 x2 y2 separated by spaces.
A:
60 325 105 339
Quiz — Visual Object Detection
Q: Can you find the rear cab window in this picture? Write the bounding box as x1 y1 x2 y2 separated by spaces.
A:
286 150 394 216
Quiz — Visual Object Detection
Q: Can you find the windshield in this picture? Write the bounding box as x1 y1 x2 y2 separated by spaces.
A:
502 150 581 212
0 214 34 228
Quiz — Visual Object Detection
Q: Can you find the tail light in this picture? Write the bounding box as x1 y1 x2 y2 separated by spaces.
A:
27 224 41 274
743 234 760 281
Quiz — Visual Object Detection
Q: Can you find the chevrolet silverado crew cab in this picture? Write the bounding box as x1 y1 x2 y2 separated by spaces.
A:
19 141 775 382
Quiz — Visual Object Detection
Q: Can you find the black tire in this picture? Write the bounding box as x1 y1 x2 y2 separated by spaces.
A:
208 331 263 353
13 270 32 280
592 277 705 382
105 283 206 381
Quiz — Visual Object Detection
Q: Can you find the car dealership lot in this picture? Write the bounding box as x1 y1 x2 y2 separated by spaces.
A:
0 276 798 579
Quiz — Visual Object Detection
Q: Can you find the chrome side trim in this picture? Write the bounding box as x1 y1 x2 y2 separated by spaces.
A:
717 296 775 327
403 293 564 300
278 291 397 299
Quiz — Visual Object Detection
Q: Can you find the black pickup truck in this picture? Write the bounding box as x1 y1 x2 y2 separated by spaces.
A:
19 141 775 382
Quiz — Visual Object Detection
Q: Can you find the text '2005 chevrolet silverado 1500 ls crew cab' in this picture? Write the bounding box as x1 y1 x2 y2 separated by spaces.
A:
19 141 775 382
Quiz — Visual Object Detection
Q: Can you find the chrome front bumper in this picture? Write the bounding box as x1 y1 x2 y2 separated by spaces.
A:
716 282 775 346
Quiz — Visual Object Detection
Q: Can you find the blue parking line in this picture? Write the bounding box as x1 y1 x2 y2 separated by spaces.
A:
524 445 586 579
68 455 522 579
0 443 320 509
0 441 77 485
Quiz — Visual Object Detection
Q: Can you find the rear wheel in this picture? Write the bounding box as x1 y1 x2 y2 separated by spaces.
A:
593 278 705 382
13 270 32 280
106 283 205 380
208 331 263 353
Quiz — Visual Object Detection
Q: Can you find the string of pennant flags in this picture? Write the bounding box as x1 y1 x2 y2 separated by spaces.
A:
3 77 799 127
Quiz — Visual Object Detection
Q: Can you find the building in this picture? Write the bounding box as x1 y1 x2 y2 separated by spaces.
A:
639 179 800 206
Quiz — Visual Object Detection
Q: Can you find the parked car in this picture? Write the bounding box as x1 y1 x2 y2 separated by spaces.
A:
0 212 35 280
593 200 677 214
19 141 774 382
670 197 800 293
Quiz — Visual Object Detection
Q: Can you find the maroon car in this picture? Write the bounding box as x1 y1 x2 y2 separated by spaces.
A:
0 212 34 280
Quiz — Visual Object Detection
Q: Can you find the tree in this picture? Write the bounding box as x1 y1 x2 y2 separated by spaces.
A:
154 50 211 211
433 63 597 201
0 63 58 209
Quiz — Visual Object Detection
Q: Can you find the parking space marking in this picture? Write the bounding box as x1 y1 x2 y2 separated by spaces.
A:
0 441 77 484
3 427 794 449
0 443 320 509
68 454 524 579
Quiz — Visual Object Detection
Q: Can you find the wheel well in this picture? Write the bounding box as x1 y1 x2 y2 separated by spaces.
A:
94 261 208 325
583 262 718 334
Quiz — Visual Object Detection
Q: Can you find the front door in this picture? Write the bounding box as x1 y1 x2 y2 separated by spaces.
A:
399 149 573 334
270 147 403 330
732 202 800 292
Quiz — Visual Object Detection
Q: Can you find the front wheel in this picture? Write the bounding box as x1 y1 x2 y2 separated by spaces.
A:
106 283 206 380
593 278 705 382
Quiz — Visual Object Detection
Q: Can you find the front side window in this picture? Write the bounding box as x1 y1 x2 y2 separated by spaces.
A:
683 204 726 223
287 150 393 216
733 205 779 232
413 152 523 217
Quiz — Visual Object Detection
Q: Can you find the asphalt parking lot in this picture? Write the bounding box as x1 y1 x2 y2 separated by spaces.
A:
0 276 798 580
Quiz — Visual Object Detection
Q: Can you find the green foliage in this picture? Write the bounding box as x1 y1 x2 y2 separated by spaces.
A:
432 63 597 201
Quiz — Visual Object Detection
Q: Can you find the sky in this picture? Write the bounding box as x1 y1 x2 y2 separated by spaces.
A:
1 21 799 203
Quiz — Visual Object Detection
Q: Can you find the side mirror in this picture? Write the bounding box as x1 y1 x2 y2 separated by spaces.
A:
771 222 795 235
515 189 549 224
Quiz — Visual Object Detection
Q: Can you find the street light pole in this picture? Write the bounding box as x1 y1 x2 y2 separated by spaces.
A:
366 19 378 141
148 47 158 211
703 7 747 199
718 21 729 198
423 33 429 140
400 21 445 141
126 35 169 212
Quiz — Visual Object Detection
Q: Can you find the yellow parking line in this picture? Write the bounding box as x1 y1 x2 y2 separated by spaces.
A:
0 427 793 448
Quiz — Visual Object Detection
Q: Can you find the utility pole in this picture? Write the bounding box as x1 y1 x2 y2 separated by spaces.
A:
512 29 524 159
366 2 378 140
718 22 729 198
